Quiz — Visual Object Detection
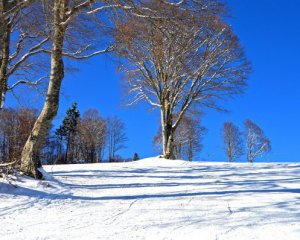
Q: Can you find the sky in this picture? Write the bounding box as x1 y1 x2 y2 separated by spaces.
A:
7 0 300 162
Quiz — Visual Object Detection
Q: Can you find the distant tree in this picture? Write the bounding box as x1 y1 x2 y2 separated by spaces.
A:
106 116 128 162
176 115 206 161
222 122 243 162
133 153 139 161
78 109 106 163
244 119 271 163
41 128 57 165
56 103 80 164
154 114 206 161
55 126 65 163
113 154 125 163
0 108 37 164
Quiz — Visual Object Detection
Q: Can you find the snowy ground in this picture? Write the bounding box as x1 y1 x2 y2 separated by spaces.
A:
1 157 300 240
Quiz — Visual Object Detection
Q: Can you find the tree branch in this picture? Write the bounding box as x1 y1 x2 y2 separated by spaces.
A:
7 76 49 90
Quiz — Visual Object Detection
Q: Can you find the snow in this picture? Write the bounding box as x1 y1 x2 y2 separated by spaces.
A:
1 157 300 239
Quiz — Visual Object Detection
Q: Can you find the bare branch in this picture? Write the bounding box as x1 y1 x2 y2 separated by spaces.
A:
7 76 49 90
61 44 114 60
8 36 50 76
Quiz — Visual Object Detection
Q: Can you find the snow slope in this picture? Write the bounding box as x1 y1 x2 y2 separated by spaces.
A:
1 157 300 240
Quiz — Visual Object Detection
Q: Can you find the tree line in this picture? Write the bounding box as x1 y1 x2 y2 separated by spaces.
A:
1 0 252 178
0 104 128 165
0 103 271 166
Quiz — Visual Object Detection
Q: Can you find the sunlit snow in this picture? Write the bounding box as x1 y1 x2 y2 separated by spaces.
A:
1 157 300 239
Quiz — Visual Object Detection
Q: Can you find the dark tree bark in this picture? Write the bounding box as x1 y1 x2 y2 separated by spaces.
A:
161 108 175 159
0 17 10 109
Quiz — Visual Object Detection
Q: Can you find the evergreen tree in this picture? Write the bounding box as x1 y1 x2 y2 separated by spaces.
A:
56 103 80 163
133 153 139 161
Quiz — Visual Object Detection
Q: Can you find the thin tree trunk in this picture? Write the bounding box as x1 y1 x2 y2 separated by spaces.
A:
1 133 6 162
0 18 10 110
20 0 66 178
227 144 232 162
65 139 70 164
188 142 193 161
247 143 253 163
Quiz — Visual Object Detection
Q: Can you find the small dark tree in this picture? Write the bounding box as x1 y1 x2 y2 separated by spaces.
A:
133 153 139 161
244 119 271 163
222 122 243 162
56 103 80 164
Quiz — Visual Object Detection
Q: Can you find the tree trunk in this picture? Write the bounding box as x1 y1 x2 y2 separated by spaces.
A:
161 109 175 159
247 143 253 163
227 144 232 162
20 0 66 178
247 153 253 163
188 142 193 161
1 133 6 162
0 18 10 110
65 140 69 164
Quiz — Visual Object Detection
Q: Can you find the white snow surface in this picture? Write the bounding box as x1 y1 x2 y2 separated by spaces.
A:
1 157 300 240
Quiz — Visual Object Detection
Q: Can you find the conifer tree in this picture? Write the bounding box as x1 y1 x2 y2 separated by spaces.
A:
56 103 80 163
133 153 139 161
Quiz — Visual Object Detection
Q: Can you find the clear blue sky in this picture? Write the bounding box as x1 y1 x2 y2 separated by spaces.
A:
8 0 300 162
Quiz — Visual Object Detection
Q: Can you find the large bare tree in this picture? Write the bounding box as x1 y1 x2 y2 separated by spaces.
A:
222 121 243 162
19 0 115 178
244 119 271 163
18 0 196 177
115 1 251 159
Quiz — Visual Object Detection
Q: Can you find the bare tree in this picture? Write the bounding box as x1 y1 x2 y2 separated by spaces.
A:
17 0 245 177
78 109 106 163
106 116 127 162
0 1 50 110
244 119 271 163
180 115 206 161
19 0 179 178
0 108 37 164
19 0 116 178
222 122 243 162
115 1 251 159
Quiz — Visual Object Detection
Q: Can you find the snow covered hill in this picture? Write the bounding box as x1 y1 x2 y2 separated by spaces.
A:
1 157 300 240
